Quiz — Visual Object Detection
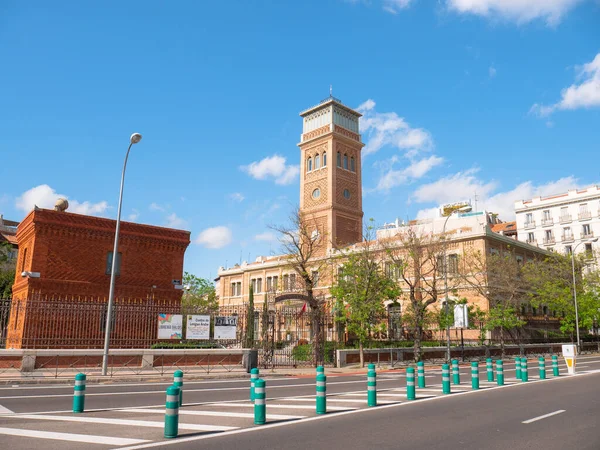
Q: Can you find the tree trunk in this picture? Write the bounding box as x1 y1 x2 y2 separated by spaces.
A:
359 340 364 368
500 326 505 359
311 304 323 367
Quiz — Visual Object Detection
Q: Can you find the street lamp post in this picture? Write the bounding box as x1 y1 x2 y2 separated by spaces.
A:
442 206 472 363
101 133 142 376
570 237 598 355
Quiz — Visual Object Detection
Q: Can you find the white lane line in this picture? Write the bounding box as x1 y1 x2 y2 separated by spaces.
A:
0 404 13 414
1 414 237 432
0 379 369 400
121 408 304 420
522 410 566 424
207 402 356 411
0 427 150 446
278 398 364 404
338 393 407 398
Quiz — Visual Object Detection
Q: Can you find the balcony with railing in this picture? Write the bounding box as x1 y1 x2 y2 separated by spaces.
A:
581 230 594 239
524 221 536 230
559 214 572 224
541 218 554 227
561 233 574 243
526 237 537 245
579 210 592 220
543 236 556 245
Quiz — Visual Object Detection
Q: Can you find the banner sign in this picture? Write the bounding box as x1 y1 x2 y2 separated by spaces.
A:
186 315 211 340
453 304 469 328
158 314 183 339
214 316 238 340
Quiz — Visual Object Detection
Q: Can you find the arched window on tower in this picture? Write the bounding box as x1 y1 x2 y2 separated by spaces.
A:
350 157 355 172
307 157 312 172
337 152 341 167
323 152 327 167
343 154 348 170
315 154 320 169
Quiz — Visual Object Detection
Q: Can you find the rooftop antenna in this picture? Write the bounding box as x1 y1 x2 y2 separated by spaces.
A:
474 190 479 213
330 85 333 97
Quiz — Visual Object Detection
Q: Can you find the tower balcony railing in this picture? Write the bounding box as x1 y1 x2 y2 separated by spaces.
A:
541 218 554 227
579 211 592 220
524 221 536 230
581 231 594 239
543 236 556 245
561 234 575 243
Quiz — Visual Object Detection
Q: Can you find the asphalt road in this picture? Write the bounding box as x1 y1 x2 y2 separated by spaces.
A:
0 355 598 449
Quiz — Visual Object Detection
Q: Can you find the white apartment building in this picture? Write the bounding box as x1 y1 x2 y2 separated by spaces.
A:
515 186 600 257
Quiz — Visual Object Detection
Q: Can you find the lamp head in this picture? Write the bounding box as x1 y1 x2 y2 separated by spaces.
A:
130 133 142 144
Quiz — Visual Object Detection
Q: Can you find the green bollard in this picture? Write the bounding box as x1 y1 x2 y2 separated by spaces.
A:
367 369 377 407
442 364 451 394
521 359 529 382
250 368 259 401
72 373 86 413
539 357 546 380
515 357 521 380
471 362 479 390
317 365 324 375
254 379 266 425
552 355 560 377
417 361 426 388
486 358 494 382
164 385 180 439
406 367 416 400
368 363 376 371
316 373 326 414
496 360 504 386
452 359 460 385
173 370 183 407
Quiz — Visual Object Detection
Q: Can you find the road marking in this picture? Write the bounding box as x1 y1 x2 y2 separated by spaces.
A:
116 370 600 450
2 414 238 431
0 427 150 446
207 402 357 411
522 410 566 424
121 408 304 420
339 392 407 398
0 379 376 400
277 397 365 404
0 404 13 414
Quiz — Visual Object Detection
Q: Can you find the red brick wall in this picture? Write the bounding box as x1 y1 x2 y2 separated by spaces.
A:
9 209 191 348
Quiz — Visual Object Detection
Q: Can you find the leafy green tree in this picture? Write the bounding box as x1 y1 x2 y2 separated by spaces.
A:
181 272 219 314
0 242 15 298
436 297 488 345
523 253 600 338
331 223 398 367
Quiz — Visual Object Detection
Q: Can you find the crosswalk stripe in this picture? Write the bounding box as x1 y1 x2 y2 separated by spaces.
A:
3 414 238 432
277 398 365 404
121 408 304 420
0 427 150 446
207 402 357 411
338 393 406 398
0 404 13 414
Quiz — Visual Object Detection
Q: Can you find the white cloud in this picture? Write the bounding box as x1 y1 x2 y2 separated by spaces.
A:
382 0 414 14
376 155 444 191
241 155 300 185
255 231 277 242
195 226 233 249
165 213 188 229
446 0 585 26
412 169 497 206
15 184 109 216
531 53 600 117
149 202 165 212
489 66 497 78
127 210 140 222
414 172 584 220
357 99 433 157
229 192 245 202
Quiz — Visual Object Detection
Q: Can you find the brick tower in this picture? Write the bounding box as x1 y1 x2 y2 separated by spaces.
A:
298 95 364 250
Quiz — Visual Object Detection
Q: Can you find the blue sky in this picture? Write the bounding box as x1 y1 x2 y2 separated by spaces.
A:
1 0 599 280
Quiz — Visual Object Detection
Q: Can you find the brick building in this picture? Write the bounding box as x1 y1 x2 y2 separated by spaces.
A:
7 207 190 348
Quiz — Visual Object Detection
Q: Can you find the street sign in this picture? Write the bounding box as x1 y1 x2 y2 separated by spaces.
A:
454 304 469 328
561 344 576 375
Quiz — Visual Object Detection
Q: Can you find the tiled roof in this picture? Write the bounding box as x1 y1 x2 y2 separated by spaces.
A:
491 221 517 234
0 232 17 245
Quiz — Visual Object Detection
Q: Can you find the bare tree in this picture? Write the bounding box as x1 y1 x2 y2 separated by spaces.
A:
383 227 447 362
460 248 526 357
270 208 330 366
